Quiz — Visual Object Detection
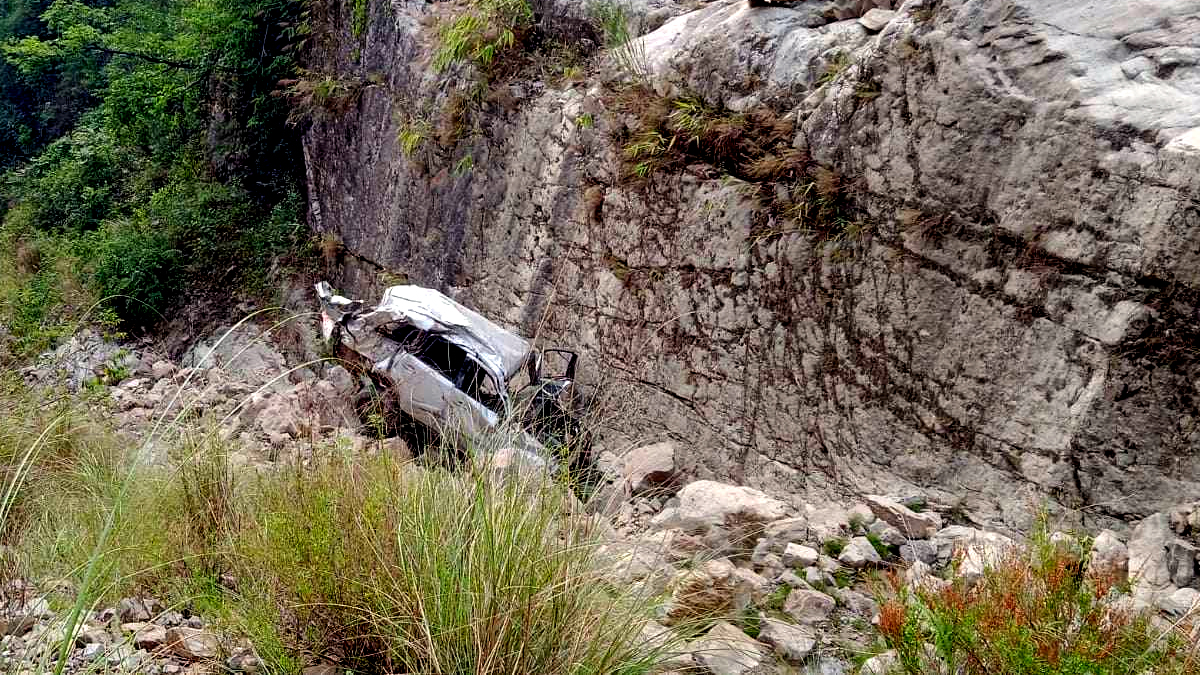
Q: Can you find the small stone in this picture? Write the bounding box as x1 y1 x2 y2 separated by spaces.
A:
301 665 340 675
858 8 897 32
805 566 835 588
837 589 879 618
777 570 811 590
861 650 899 675
664 559 751 624
758 618 815 662
133 624 168 649
117 598 151 623
0 616 35 637
782 543 819 568
75 627 111 646
81 642 105 661
782 589 835 624
323 365 355 394
838 536 882 568
227 650 263 673
166 627 220 661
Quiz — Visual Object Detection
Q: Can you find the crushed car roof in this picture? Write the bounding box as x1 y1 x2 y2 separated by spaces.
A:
357 285 532 383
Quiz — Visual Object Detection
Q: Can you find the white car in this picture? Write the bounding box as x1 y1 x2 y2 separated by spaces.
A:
315 282 590 467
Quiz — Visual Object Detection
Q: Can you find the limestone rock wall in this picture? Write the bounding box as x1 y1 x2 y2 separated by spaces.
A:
302 0 1200 528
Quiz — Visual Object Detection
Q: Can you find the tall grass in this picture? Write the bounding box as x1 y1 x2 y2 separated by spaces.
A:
237 452 665 673
591 1 649 84
0 359 672 675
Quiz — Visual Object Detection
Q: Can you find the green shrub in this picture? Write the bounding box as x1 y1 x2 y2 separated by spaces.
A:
823 537 846 557
83 221 181 325
5 117 128 233
866 531 896 559
144 176 252 258
875 521 1198 674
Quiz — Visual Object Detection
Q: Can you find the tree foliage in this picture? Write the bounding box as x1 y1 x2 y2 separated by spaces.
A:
0 0 311 343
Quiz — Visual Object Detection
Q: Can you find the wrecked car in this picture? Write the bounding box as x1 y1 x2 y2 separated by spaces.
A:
315 281 591 467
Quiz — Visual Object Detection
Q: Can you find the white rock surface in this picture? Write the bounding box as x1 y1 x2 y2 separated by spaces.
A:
661 480 790 533
783 589 835 624
689 621 770 675
757 617 816 662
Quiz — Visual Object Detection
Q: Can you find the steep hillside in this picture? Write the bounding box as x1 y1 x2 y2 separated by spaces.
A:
301 0 1200 528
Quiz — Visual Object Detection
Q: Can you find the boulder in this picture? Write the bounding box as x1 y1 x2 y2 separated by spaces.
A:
899 541 937 565
664 559 752 624
1086 530 1128 584
151 361 177 380
904 560 949 594
782 543 819 569
869 520 906 547
931 527 1013 582
689 621 770 675
805 505 851 542
1157 587 1199 618
1128 513 1174 603
666 481 790 534
757 617 816 662
762 517 809 545
838 536 882 568
621 441 678 495
864 495 942 540
782 589 835 624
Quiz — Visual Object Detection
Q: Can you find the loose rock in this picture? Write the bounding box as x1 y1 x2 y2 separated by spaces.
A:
758 617 816 662
783 589 835 624
166 627 221 661
865 495 942 539
689 621 769 675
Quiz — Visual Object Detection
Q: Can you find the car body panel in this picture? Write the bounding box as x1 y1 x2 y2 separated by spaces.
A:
315 282 584 467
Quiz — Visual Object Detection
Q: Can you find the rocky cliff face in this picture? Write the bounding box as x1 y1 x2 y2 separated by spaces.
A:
302 0 1200 528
